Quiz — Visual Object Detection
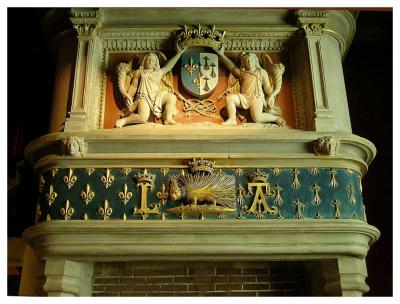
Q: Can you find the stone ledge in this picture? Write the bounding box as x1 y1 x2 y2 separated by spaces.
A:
23 220 379 262
25 129 376 175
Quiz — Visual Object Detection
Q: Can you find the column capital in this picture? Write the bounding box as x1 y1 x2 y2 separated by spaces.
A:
295 9 330 37
295 9 357 58
70 8 100 38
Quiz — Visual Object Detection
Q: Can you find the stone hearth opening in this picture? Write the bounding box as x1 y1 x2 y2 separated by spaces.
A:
92 261 313 297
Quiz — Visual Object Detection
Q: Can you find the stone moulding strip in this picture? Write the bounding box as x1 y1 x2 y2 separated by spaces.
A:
23 219 379 262
25 130 376 176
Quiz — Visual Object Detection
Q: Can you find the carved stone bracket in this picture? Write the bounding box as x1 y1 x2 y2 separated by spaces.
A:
313 136 340 156
60 136 88 157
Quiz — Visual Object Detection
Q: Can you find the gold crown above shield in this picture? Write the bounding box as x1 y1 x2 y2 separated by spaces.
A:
188 158 215 174
177 24 225 49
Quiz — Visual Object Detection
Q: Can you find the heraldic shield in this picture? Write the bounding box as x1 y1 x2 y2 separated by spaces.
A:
181 51 218 98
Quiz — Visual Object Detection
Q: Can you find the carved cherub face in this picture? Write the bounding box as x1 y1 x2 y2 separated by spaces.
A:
66 138 79 155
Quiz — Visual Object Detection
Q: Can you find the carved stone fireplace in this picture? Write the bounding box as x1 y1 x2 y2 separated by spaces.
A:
21 8 379 296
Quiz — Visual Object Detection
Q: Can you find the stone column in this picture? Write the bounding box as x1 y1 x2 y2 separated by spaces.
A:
322 257 369 296
295 10 352 133
43 258 94 297
64 9 99 132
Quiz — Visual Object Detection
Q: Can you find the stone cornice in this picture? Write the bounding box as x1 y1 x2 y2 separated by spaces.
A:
25 128 376 176
23 220 380 261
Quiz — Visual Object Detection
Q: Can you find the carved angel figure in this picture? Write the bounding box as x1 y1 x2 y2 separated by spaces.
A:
215 46 286 126
115 47 185 127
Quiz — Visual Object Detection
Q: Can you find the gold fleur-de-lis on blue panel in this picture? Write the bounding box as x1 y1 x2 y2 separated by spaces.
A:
99 200 113 220
292 169 301 189
118 184 133 205
63 168 77 189
101 168 114 189
52 168 59 178
329 169 338 188
156 184 169 205
46 185 57 206
85 168 95 176
60 200 74 220
81 184 95 205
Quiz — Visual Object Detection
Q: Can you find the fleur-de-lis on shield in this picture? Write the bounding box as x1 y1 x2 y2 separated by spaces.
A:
184 56 198 75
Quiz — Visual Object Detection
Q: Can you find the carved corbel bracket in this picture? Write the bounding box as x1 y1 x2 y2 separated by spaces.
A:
313 136 340 156
60 136 88 157
295 9 330 37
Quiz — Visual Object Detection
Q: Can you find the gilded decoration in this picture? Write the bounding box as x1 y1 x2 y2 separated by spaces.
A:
156 184 168 205
292 168 301 188
246 170 278 216
294 199 304 219
37 167 366 221
168 159 236 216
134 169 159 216
273 184 283 205
118 184 133 205
63 168 77 189
46 185 57 206
348 184 356 205
332 200 341 219
329 168 338 188
60 200 74 220
101 168 114 189
311 183 322 205
99 200 113 220
81 184 95 205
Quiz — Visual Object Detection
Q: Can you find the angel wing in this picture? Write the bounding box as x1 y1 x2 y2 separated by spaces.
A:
261 53 285 115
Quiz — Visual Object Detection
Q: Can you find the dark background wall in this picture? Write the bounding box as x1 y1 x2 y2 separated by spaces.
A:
7 8 393 296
